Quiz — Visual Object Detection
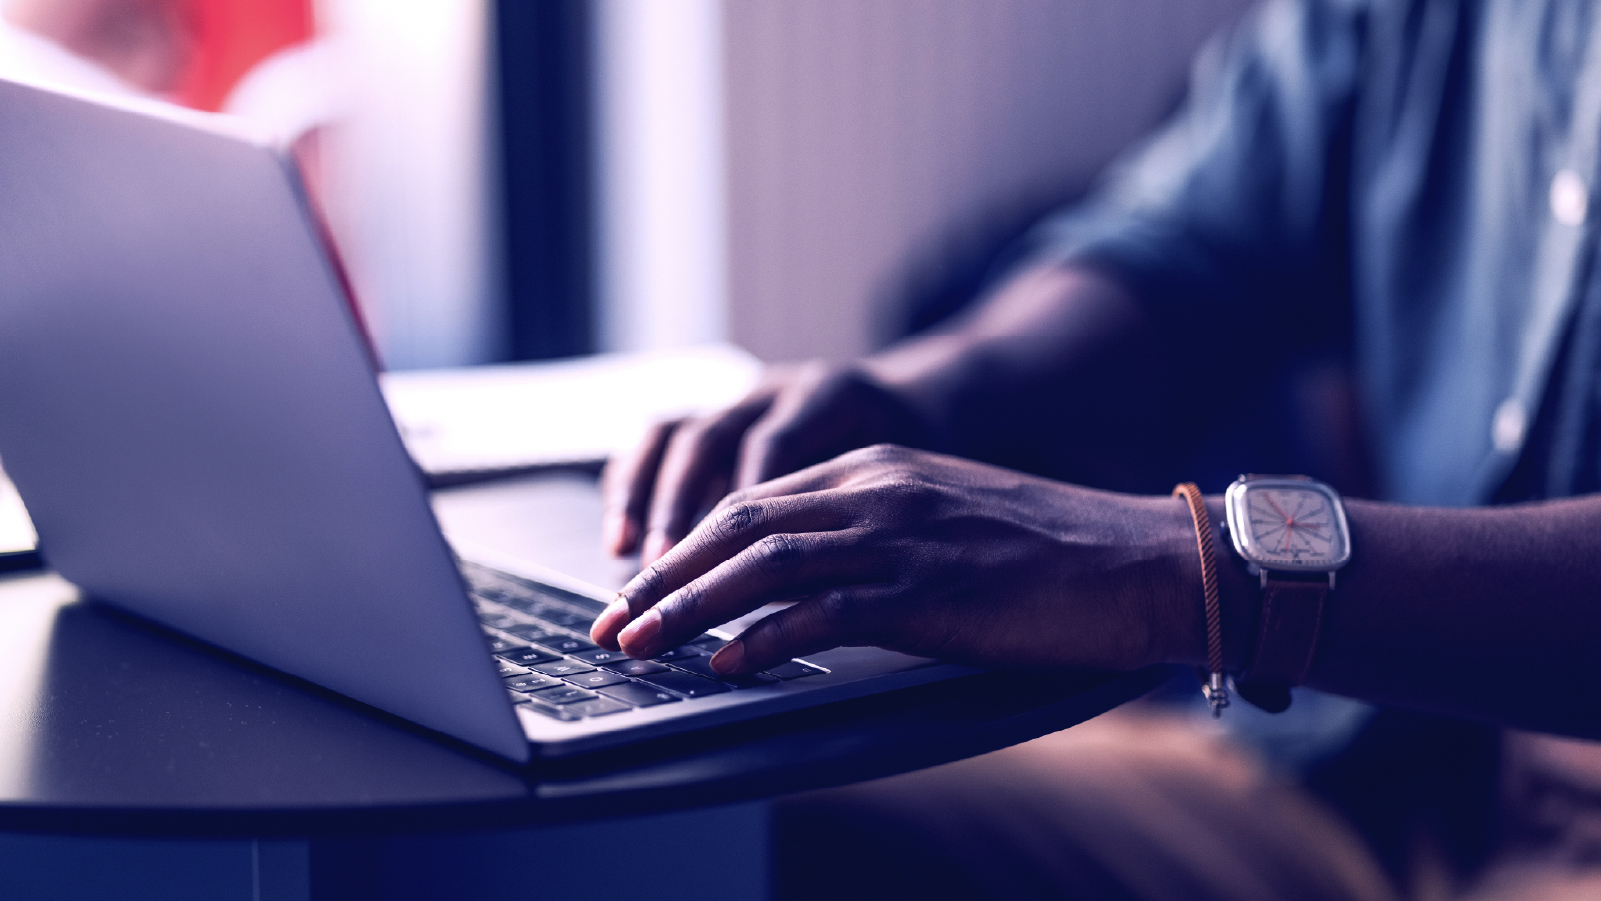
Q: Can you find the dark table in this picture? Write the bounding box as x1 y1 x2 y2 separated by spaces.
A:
0 472 1165 899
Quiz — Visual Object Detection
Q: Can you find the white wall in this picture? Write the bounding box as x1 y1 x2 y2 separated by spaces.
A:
317 0 502 371
320 1 1254 369
723 0 1256 362
594 0 728 354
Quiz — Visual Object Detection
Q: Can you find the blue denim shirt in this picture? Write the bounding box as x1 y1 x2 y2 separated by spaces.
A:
1028 0 1601 506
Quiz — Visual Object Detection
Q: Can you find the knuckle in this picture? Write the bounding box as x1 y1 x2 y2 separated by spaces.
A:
663 583 706 621
712 501 763 540
631 567 666 606
752 533 805 577
717 487 752 511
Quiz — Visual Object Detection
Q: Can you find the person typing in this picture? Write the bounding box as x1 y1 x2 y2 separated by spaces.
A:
592 1 1601 897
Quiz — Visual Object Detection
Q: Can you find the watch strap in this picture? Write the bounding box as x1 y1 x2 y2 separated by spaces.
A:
1236 576 1328 713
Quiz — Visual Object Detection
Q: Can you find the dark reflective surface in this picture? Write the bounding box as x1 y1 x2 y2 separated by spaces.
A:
0 572 530 835
0 473 1163 837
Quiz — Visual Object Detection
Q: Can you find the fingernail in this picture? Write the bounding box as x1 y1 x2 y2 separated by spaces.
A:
710 639 746 675
618 607 662 655
601 511 635 554
641 531 671 565
590 596 630 645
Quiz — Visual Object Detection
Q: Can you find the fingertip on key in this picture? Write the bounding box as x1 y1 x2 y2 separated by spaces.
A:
710 639 746 675
590 596 630 646
618 607 662 657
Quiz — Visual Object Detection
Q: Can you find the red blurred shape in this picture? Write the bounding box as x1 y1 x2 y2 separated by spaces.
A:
175 0 314 112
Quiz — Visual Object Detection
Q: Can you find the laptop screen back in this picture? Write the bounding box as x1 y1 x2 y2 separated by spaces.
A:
0 80 527 761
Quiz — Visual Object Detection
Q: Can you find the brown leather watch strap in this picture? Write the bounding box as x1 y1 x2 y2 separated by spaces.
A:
1235 577 1328 713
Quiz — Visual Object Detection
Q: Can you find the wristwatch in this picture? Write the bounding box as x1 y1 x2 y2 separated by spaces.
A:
1222 474 1351 712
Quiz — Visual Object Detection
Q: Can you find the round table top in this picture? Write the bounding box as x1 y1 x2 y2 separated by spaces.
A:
0 473 1165 838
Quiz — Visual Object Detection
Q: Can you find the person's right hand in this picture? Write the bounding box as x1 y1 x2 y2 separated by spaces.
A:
601 361 931 566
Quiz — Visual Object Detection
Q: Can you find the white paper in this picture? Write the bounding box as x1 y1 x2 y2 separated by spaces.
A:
380 344 763 477
0 466 37 555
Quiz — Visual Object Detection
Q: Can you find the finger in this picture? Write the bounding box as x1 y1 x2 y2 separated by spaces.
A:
641 397 773 564
593 491 849 650
709 586 893 675
714 442 910 516
735 365 861 489
600 418 680 556
615 527 878 659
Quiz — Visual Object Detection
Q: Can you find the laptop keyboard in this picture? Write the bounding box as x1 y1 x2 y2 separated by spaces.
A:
459 561 826 724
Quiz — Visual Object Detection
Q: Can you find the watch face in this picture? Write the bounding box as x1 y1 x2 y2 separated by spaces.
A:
1226 479 1350 571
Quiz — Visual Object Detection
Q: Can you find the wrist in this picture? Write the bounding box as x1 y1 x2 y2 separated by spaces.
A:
1148 494 1257 671
1145 493 1209 669
859 334 979 453
1210 497 1261 672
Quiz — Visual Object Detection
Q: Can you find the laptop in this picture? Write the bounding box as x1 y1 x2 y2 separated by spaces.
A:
0 79 981 763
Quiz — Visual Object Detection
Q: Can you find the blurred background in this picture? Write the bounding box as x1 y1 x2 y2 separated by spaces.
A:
0 0 1253 372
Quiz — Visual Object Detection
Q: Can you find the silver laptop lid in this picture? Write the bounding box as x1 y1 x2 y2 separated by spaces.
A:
0 80 528 762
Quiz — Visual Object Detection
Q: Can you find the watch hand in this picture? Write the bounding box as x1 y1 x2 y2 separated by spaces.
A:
1263 493 1302 552
1265 493 1290 520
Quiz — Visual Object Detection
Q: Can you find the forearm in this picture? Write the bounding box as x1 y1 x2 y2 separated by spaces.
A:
1314 495 1601 736
860 264 1154 462
1166 495 1601 738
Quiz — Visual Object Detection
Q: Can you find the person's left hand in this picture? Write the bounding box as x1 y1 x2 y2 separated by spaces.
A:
589 444 1199 676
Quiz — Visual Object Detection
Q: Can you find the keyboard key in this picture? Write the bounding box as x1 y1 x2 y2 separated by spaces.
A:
637 670 730 698
497 646 560 667
537 636 598 655
601 658 668 677
531 686 599 705
532 659 596 677
518 698 581 721
566 697 630 717
570 647 632 666
540 609 594 629
563 669 630 689
496 594 540 615
484 633 524 654
652 646 704 662
664 655 724 679
689 636 729 652
505 623 563 643
477 610 519 629
496 658 532 677
762 660 828 680
598 682 681 708
504 673 563 693
667 656 780 687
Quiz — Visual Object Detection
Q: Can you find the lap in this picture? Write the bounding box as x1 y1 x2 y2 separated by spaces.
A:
773 706 1398 901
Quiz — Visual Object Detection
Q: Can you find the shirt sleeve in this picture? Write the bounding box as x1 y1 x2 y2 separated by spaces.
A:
1019 0 1370 324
